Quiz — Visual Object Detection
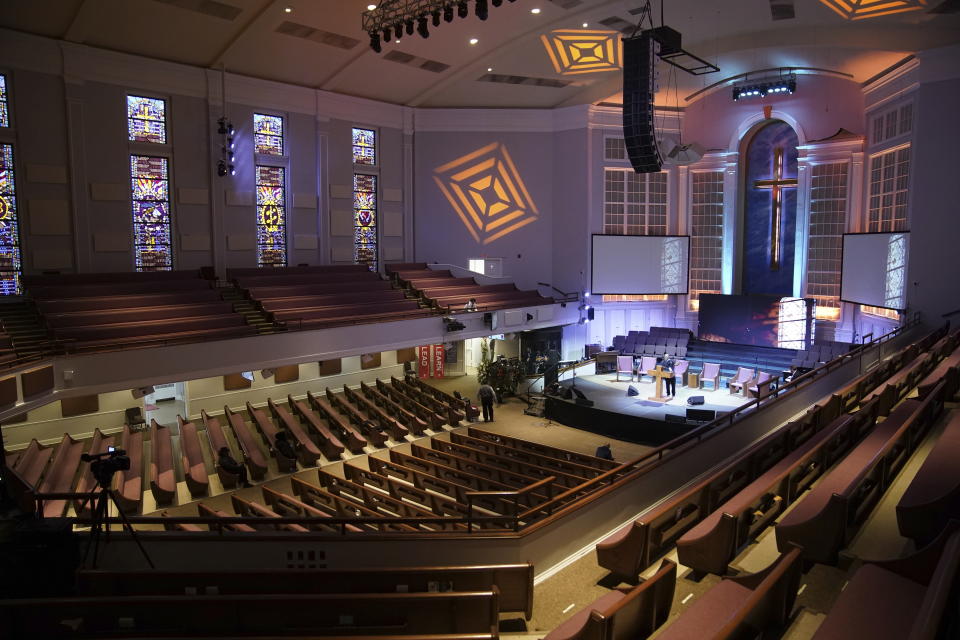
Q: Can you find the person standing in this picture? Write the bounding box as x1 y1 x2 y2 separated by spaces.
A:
661 356 676 397
478 383 496 422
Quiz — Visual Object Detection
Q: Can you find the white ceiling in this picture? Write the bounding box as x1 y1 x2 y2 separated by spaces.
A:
0 0 957 109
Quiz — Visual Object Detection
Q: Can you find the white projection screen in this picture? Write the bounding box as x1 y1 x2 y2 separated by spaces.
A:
591 235 690 295
841 231 910 310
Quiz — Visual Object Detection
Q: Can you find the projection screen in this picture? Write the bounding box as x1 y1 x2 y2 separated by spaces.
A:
591 235 690 295
841 231 910 310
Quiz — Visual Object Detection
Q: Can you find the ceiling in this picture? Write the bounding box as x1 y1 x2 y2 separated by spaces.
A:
0 0 957 109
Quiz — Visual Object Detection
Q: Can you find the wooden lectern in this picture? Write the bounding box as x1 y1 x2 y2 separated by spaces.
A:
646 365 674 402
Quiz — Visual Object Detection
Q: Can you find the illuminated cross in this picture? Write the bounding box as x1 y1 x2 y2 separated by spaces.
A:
754 147 797 271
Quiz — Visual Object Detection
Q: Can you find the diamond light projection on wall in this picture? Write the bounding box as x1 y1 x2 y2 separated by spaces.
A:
434 142 538 245
541 29 621 75
819 0 926 20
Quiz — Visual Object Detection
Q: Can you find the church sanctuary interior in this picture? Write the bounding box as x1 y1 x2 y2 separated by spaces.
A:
1 0 960 637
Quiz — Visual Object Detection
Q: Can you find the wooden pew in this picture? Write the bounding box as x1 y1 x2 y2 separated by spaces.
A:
59 323 258 351
307 390 368 453
361 380 427 435
287 394 346 459
76 563 532 620
116 425 143 513
393 376 465 426
235 272 382 289
916 344 960 401
414 378 481 422
654 545 803 640
432 291 553 311
245 401 296 472
811 522 960 640
290 476 417 533
227 264 371 279
29 278 210 299
196 502 256 532
282 307 437 331
1 591 501 638
449 431 600 480
896 409 960 544
262 485 367 533
272 300 427 324
467 426 620 471
776 382 945 564
407 444 547 492
23 270 202 286
244 278 394 301
229 494 310 532
11 439 54 488
161 509 204 532
53 313 248 341
44 301 236 328
378 378 444 430
544 559 675 640
677 404 878 575
384 261 429 274
223 406 268 481
266 398 325 465
36 289 221 314
177 415 209 498
38 433 84 517
149 419 176 506
430 439 581 489
73 429 114 515
259 289 408 312
200 410 240 489
325 388 389 447
864 352 935 416
343 384 409 441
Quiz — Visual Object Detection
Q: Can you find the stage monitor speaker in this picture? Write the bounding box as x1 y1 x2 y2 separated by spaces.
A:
562 387 574 400
571 387 594 407
627 385 640 397
687 395 705 405
665 414 687 424
686 408 716 422
622 33 662 174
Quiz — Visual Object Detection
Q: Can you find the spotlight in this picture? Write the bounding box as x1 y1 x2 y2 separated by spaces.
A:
217 160 227 177
476 0 488 20
394 22 404 38
382 25 392 41
432 10 441 26
217 118 227 135
443 4 454 22
228 123 235 135
417 16 429 38
457 1 468 18
229 164 236 176
405 19 414 35
228 137 235 150
492 0 502 5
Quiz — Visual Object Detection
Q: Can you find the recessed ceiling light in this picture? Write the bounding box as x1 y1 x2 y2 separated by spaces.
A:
367 3 377 10
283 6 292 12
582 22 588 27
395 39 400 43
487 67 492 72
469 38 479 45
531 8 541 14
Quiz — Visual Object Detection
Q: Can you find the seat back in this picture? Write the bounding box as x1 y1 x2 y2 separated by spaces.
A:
735 367 754 383
617 356 633 372
702 362 720 378
639 356 657 372
674 360 689 375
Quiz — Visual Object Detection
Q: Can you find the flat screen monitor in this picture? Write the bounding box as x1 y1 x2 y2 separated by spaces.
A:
841 232 910 310
591 234 690 295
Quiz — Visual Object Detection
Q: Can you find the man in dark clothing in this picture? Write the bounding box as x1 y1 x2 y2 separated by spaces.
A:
478 383 496 422
273 431 297 462
595 443 613 460
661 356 676 397
218 446 252 487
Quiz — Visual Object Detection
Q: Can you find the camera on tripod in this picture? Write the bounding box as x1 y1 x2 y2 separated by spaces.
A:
81 446 131 487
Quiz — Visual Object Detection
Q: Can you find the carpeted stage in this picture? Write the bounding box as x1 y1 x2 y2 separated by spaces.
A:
544 372 753 447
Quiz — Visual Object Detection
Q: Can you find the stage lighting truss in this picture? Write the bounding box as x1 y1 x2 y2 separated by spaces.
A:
732 74 797 101
363 1 510 51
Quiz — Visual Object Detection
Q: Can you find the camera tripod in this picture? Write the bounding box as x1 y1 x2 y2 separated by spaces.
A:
76 482 154 570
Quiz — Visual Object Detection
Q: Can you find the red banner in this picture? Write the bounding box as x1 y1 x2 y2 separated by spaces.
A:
433 344 445 378
418 346 431 378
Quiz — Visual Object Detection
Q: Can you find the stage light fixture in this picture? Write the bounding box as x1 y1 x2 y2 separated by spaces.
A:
476 0 488 20
228 137 235 150
217 118 227 135
443 4 454 21
383 25 392 41
394 21 404 38
217 160 227 177
731 74 796 101
492 0 503 6
432 9 441 26
417 15 429 37
405 19 414 35
457 1 468 18
228 164 236 176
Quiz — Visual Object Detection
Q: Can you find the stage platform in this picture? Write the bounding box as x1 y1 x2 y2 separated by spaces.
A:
544 372 753 447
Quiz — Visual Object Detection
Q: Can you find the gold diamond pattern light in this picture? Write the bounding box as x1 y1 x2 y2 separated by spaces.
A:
434 142 539 245
541 29 621 75
819 0 927 20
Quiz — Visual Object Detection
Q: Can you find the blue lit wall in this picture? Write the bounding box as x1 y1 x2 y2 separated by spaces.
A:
742 120 798 296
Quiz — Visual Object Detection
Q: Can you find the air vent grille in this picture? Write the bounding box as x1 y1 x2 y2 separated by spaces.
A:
275 21 360 50
598 16 636 35
152 0 243 21
383 50 450 73
479 74 571 88
769 0 796 20
548 0 584 8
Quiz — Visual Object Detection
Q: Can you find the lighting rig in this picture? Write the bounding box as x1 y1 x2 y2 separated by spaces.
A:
732 74 797 101
216 117 236 177
363 0 517 52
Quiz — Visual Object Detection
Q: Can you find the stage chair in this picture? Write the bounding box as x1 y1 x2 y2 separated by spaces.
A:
728 367 755 395
700 362 721 390
616 356 634 382
665 346 677 356
637 356 658 382
666 337 677 348
643 344 656 355
674 360 689 386
677 346 687 358
746 371 774 398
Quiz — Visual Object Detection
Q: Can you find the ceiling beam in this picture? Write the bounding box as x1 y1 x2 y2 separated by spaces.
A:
62 0 93 43
207 0 277 69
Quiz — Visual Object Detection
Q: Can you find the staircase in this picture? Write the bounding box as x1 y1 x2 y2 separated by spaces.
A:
218 286 278 334
0 300 53 361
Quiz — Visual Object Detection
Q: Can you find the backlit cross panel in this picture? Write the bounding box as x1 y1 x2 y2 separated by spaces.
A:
819 0 926 20
541 30 621 75
434 142 538 246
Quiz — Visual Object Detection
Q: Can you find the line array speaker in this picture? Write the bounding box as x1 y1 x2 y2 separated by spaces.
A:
622 33 662 174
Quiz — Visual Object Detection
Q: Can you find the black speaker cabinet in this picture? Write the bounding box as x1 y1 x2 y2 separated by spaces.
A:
622 33 662 174
687 395 705 405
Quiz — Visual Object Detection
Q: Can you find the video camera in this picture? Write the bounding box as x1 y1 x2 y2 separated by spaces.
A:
81 446 131 487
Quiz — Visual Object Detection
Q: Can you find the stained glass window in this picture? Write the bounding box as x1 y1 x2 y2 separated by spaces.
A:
256 165 287 267
0 144 22 294
130 155 173 271
352 127 376 165
0 75 9 128
127 95 166 144
354 174 377 270
254 114 283 156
